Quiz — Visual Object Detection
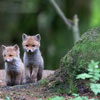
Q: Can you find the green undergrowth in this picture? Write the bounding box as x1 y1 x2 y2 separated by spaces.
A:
39 79 49 86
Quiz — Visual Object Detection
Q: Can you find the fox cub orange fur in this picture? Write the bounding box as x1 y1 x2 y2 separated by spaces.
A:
22 33 44 83
2 44 25 86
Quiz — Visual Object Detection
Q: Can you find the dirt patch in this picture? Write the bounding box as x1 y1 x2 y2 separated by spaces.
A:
0 70 56 100
0 71 98 100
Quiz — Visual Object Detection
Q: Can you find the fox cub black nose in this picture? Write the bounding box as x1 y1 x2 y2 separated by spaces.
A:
29 50 31 52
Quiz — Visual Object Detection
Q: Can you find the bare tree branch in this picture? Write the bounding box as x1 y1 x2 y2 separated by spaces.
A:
72 15 80 42
50 0 80 43
50 0 72 28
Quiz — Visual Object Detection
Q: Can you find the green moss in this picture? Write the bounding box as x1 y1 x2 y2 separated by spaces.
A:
51 27 100 94
39 79 49 86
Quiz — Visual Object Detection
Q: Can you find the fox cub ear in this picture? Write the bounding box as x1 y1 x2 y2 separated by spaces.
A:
35 34 41 41
1 45 6 51
14 44 19 51
22 33 28 41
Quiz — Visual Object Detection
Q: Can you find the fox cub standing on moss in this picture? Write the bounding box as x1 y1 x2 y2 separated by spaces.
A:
22 33 44 83
2 44 25 86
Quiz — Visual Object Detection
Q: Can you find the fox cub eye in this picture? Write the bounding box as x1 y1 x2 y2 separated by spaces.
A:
26 45 29 47
9 55 13 57
4 55 6 57
32 45 35 47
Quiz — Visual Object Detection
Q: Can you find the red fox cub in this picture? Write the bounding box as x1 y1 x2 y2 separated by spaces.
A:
22 33 44 83
2 44 25 86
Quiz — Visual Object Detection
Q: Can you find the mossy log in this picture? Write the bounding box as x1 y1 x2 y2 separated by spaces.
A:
46 27 100 94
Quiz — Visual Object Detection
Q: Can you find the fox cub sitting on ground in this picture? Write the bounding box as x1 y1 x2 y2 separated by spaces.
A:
2 44 25 86
22 33 44 83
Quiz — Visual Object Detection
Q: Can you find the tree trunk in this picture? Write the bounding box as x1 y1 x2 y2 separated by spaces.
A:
46 27 100 94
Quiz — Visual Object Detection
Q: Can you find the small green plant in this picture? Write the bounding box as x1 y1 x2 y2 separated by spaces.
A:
69 94 88 100
4 96 11 100
47 96 65 100
77 60 100 95
37 99 43 100
69 93 97 100
37 96 65 100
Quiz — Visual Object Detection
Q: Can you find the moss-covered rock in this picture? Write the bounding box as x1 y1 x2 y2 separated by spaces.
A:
47 27 100 94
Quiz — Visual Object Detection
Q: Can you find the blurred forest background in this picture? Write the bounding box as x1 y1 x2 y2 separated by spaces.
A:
0 0 100 69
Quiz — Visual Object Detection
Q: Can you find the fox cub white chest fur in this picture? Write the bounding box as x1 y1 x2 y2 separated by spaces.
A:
22 34 44 83
2 44 25 86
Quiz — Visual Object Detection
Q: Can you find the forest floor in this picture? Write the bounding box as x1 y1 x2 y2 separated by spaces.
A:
0 70 59 100
0 70 99 100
